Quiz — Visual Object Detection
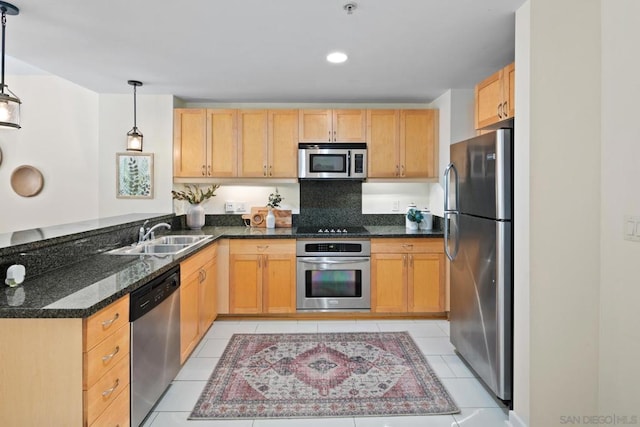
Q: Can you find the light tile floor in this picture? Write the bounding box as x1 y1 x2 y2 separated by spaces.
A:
142 319 511 427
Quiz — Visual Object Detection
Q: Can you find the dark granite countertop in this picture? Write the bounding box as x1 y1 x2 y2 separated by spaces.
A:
1 224 443 319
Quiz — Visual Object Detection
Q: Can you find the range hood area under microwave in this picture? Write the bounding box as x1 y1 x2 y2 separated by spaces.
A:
298 143 367 180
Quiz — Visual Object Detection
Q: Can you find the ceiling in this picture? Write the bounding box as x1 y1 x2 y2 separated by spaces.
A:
5 0 524 103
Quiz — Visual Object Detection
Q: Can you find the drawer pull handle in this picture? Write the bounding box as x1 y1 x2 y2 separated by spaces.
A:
102 378 120 397
102 346 120 362
402 244 413 250
101 312 119 328
257 245 269 251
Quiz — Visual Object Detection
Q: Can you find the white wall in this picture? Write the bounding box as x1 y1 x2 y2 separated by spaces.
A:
514 1 602 425
97 94 175 217
0 75 99 233
512 3 531 425
426 89 475 217
599 0 640 414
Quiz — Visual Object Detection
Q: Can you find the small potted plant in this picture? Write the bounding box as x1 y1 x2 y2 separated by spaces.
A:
265 188 284 228
406 208 424 230
171 184 220 230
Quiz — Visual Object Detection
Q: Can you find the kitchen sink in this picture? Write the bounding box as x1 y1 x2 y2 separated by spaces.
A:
153 235 210 245
106 235 212 255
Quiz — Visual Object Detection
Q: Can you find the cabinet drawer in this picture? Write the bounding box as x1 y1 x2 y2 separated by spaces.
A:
84 295 129 351
89 383 130 427
181 243 217 280
371 238 443 254
230 239 295 255
84 322 130 389
84 354 130 426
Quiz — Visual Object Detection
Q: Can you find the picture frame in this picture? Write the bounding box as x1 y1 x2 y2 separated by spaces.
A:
116 152 154 199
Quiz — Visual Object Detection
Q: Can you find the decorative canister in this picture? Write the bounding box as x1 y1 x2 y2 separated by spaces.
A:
420 208 433 230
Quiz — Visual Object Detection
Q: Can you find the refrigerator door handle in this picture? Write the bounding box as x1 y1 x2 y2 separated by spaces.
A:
444 163 459 212
444 211 459 261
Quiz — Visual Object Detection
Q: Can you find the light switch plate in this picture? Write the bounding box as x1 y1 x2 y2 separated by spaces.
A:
623 215 640 242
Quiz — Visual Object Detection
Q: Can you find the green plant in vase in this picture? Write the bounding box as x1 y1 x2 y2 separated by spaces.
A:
171 184 220 230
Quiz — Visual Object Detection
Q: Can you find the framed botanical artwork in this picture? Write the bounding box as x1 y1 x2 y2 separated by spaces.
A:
116 152 154 199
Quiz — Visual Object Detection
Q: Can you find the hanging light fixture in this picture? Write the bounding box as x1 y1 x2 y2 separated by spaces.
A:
126 80 143 151
0 1 20 130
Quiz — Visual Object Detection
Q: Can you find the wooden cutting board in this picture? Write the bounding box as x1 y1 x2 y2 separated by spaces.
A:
247 207 292 228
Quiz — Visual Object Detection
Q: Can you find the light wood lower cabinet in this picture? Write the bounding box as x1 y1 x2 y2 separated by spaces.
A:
0 294 132 426
229 239 296 314
180 243 218 363
371 238 445 313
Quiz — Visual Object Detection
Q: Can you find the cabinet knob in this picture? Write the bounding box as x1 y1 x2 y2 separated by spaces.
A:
263 165 267 177
503 101 508 116
401 165 405 177
497 103 503 119
201 165 206 176
269 165 273 176
207 165 211 176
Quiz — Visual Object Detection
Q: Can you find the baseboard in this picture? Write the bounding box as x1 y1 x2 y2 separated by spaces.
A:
509 410 528 427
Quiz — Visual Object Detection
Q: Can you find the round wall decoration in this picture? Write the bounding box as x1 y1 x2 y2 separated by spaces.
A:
11 165 44 197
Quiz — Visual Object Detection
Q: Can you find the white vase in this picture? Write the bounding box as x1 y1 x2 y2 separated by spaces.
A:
406 220 419 230
186 203 205 230
266 208 276 229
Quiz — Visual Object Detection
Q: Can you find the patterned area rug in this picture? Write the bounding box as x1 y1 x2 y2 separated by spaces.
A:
190 332 459 419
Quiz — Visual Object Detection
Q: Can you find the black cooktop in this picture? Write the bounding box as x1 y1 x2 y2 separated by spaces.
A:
296 226 369 235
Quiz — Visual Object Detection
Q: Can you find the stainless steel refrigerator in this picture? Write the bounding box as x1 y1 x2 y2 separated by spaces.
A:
444 128 513 401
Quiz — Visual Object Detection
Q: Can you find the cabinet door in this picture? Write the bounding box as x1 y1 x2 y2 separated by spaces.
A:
371 253 407 312
263 253 296 313
401 109 438 178
367 109 400 178
174 109 207 177
408 253 445 312
333 109 366 142
503 63 515 119
299 109 332 142
199 258 217 335
475 69 504 129
229 254 262 314
207 109 238 177
268 110 299 178
180 274 200 363
238 110 268 177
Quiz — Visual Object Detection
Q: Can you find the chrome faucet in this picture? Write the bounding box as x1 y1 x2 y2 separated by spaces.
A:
138 221 171 244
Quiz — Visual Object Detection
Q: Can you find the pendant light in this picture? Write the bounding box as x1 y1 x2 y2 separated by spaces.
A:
0 1 20 130
126 80 143 151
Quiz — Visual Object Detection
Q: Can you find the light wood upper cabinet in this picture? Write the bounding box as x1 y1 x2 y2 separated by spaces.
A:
174 108 207 177
371 239 445 313
367 109 438 179
299 109 366 142
475 62 515 129
229 239 296 314
238 109 298 178
174 109 237 178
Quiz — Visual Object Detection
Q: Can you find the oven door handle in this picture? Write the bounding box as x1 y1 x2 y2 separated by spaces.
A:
298 257 370 264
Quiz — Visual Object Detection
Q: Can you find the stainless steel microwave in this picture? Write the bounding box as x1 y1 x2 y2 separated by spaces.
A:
298 143 367 180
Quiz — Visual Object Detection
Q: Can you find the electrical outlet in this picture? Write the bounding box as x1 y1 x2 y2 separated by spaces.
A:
225 201 235 213
392 200 400 212
236 202 247 213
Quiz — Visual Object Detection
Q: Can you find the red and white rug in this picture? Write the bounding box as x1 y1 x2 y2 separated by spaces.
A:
189 332 459 419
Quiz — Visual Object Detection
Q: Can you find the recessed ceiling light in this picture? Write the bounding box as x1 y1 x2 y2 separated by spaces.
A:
327 52 348 64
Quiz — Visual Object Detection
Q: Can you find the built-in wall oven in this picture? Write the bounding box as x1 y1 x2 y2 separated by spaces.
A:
296 238 371 311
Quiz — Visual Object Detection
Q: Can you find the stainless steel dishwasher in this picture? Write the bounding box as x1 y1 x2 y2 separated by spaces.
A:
130 266 181 427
